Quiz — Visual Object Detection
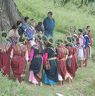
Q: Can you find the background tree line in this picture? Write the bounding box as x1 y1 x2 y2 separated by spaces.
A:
53 0 95 6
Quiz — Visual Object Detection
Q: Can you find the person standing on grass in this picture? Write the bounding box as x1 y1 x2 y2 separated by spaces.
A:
56 39 73 85
43 38 58 85
29 38 43 86
0 33 12 77
77 30 85 68
18 17 35 47
83 33 90 67
18 16 30 39
11 38 28 82
43 11 55 38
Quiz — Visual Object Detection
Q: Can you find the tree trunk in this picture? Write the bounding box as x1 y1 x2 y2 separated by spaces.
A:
0 0 22 31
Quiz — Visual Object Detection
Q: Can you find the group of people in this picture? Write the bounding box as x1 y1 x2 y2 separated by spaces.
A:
0 11 93 86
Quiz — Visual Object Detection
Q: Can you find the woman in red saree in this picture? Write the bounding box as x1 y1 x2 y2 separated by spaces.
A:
66 45 78 79
0 45 3 71
11 41 28 82
56 40 72 85
2 43 12 76
0 32 12 77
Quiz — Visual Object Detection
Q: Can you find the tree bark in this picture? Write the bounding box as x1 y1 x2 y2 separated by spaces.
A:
0 0 22 31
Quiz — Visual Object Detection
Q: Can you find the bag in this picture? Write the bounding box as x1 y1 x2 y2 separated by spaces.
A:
44 60 51 70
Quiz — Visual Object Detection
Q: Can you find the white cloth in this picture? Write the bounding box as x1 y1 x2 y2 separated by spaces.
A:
77 36 85 60
77 48 84 60
58 74 63 81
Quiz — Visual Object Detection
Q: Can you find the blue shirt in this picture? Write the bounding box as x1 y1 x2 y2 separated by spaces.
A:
21 21 34 40
84 35 90 48
43 17 55 34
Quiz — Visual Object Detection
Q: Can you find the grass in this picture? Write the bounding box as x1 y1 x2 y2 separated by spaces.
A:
0 0 95 95
0 57 95 96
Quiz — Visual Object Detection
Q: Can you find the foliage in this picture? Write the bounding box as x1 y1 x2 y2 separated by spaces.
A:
53 0 95 6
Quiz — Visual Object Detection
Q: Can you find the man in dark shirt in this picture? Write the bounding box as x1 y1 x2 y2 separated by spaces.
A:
43 11 55 38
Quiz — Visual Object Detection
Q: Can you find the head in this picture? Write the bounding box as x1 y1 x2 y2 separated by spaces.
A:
86 26 90 31
11 25 17 30
78 28 83 36
24 16 29 23
19 37 25 44
47 11 53 19
17 20 22 27
31 19 36 27
46 38 53 47
38 22 42 26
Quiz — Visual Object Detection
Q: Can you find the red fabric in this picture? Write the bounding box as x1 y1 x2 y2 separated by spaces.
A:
57 45 67 79
0 50 3 70
43 53 48 65
66 46 78 77
2 45 12 76
11 45 26 82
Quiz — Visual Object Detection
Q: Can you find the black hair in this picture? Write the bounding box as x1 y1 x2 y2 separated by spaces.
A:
86 26 90 29
24 16 29 22
38 22 42 26
46 42 52 47
17 20 22 26
78 29 83 33
48 11 53 15
11 25 17 30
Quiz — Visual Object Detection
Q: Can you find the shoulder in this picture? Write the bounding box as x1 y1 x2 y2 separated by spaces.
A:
44 17 48 21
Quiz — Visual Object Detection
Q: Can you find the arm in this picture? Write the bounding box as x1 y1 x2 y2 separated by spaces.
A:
25 50 29 62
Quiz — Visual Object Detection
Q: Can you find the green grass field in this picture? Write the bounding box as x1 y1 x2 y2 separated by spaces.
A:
0 0 95 96
0 53 95 96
